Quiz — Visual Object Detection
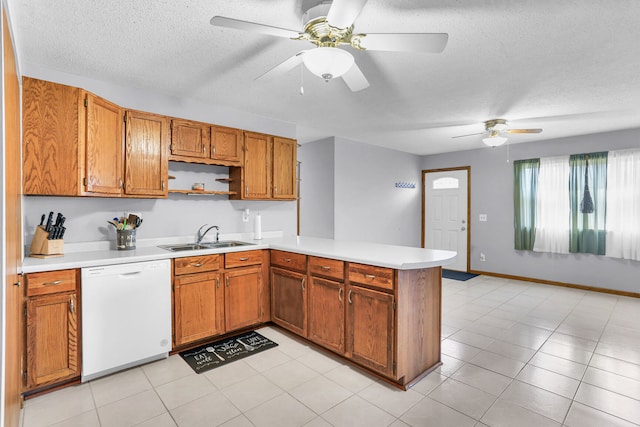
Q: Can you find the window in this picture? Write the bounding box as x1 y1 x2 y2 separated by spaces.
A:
432 177 459 190
513 148 640 261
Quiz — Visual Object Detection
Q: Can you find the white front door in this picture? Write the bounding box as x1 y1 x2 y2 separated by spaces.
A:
424 169 469 271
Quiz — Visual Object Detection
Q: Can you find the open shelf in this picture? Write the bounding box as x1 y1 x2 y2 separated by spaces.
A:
168 189 238 196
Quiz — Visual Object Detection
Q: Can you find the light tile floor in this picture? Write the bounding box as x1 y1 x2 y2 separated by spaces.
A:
20 275 640 426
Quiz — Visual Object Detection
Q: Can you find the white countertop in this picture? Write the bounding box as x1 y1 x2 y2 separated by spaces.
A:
21 235 456 273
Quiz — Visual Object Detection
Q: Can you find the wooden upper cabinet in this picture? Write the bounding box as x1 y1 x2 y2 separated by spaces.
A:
84 92 123 195
240 131 272 199
230 132 297 200
211 125 242 165
22 77 82 195
170 119 210 159
124 110 169 197
272 136 297 200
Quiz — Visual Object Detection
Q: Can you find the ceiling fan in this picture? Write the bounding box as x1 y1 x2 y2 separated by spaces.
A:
210 0 448 92
452 119 543 147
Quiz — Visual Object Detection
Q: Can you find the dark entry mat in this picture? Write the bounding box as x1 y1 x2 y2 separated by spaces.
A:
442 269 479 281
180 331 278 374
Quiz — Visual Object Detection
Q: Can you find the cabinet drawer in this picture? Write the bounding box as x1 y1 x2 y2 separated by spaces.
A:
348 263 394 291
225 250 262 269
26 269 77 297
271 250 307 272
309 256 344 281
174 254 221 275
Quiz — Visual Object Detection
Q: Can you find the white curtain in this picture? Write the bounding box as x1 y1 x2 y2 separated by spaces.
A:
606 148 640 261
533 156 570 253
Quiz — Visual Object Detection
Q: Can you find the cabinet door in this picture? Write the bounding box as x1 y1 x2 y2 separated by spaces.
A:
211 125 242 164
22 77 81 195
124 110 169 196
224 266 263 331
84 92 124 195
170 119 210 159
346 285 395 377
242 132 271 199
270 267 307 336
174 272 224 346
26 293 79 388
309 277 344 354
272 136 297 200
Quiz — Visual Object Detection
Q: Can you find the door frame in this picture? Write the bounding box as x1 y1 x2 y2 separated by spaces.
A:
422 166 471 272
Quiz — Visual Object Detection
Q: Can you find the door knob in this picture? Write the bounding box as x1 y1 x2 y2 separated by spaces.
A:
461 227 466 231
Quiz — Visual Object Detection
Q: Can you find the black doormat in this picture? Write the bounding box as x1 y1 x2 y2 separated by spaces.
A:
442 269 479 281
180 331 278 374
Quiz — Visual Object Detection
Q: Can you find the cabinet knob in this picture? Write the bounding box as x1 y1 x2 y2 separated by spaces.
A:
364 274 376 280
216 278 220 289
301 277 306 291
69 297 75 314
338 287 343 302
348 289 353 304
190 262 203 267
226 276 230 287
239 257 249 261
321 266 331 271
43 280 63 286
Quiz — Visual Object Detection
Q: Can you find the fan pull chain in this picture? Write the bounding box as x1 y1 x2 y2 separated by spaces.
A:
300 65 304 96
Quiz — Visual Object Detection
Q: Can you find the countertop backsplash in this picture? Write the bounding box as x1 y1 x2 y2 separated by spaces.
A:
22 194 297 249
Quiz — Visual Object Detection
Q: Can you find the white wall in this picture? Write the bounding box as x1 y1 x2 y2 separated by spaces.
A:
422 127 640 293
299 136 422 247
298 137 334 239
20 66 298 245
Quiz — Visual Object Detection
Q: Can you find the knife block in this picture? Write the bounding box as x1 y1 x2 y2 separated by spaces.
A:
30 225 64 258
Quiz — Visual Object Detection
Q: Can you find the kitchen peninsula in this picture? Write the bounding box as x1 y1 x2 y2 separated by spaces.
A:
21 236 455 390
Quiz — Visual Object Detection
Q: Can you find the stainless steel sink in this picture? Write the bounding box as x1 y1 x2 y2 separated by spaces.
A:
158 241 254 252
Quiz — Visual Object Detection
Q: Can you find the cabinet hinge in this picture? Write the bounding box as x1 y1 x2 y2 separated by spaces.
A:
23 371 27 381
83 177 88 186
123 114 126 123
393 301 396 310
84 98 88 107
393 362 396 371
23 304 27 317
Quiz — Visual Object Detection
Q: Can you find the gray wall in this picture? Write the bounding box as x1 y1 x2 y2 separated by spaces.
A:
21 65 298 244
298 137 335 239
299 137 422 247
422 127 640 293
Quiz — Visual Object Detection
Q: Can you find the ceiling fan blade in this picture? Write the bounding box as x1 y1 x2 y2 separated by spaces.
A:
210 16 300 39
256 51 306 81
505 128 543 134
341 62 369 92
451 131 487 139
358 33 449 53
326 0 368 29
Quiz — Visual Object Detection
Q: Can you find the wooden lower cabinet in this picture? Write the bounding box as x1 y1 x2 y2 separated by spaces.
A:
174 272 224 346
26 291 79 390
345 284 395 377
308 277 344 354
25 269 80 391
224 265 263 331
271 267 307 336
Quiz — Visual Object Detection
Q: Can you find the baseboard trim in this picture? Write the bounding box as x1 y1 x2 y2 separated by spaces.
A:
468 269 640 299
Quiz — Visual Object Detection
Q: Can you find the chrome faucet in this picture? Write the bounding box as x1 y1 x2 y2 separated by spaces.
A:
197 224 219 244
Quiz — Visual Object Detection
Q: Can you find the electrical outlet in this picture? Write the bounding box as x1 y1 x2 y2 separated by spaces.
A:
480 252 486 262
479 214 487 222
242 209 250 223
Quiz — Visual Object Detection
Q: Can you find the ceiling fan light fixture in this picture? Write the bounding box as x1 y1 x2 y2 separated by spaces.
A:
302 47 354 81
482 135 507 147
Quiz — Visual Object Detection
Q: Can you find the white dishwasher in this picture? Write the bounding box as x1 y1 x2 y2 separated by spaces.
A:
81 259 171 382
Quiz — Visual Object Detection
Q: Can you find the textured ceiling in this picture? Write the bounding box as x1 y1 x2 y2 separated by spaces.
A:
7 0 640 155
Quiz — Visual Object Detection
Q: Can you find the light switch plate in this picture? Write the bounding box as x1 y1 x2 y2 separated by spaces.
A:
479 214 487 222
